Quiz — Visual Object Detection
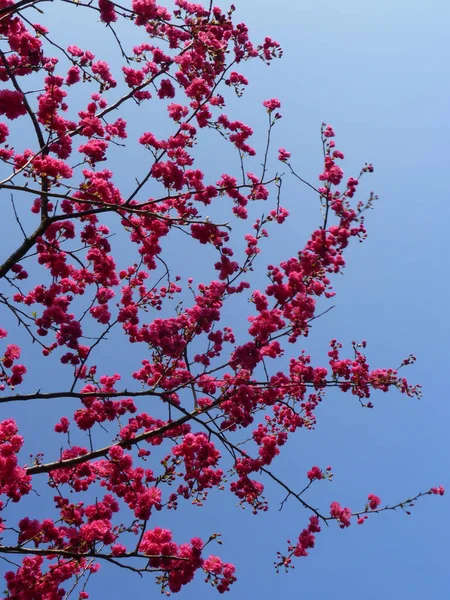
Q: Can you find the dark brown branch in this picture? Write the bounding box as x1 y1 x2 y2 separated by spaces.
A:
0 216 50 279
0 50 45 151
0 378 389 405
341 490 433 521
0 0 46 18
26 396 224 475
0 545 189 563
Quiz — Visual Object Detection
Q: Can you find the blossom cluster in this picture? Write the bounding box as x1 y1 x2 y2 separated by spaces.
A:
0 0 442 598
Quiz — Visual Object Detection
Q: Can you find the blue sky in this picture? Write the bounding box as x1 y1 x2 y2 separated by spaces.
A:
1 0 449 598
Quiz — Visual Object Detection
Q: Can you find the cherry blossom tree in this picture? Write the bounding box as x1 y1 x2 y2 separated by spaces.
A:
0 0 444 597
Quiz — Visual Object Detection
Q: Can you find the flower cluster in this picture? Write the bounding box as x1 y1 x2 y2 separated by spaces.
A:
0 419 31 501
0 1 442 598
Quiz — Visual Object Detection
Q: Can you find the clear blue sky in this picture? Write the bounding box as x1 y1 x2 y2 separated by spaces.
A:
2 1 449 598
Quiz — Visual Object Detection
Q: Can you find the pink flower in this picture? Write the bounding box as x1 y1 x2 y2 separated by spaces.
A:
54 417 70 433
158 79 176 99
330 501 352 528
66 66 81 85
3 344 20 368
98 0 117 22
307 466 323 481
0 122 9 143
323 124 335 137
263 98 281 112
204 555 224 575
91 60 116 88
111 544 127 556
0 90 27 120
79 139 108 164
367 493 381 510
278 148 291 161
167 103 189 121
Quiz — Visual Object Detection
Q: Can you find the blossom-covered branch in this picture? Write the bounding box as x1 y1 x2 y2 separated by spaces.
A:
0 0 442 598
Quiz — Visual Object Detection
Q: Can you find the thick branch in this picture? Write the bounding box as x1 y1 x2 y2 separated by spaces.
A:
0 0 46 18
0 389 163 405
0 545 189 563
26 397 224 475
0 378 393 405
0 216 50 279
